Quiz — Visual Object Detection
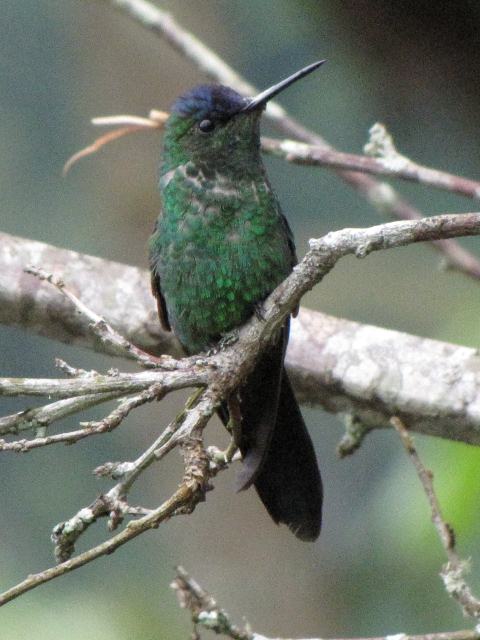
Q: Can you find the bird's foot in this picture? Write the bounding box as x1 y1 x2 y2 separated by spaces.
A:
207 329 240 355
219 328 240 348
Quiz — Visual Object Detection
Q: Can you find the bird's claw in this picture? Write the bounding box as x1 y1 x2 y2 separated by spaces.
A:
207 329 240 355
220 329 240 348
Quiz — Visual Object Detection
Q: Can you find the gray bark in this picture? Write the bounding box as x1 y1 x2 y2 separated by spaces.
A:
2 231 480 445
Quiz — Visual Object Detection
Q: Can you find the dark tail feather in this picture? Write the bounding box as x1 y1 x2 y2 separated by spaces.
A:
218 322 322 541
233 336 285 492
253 371 323 541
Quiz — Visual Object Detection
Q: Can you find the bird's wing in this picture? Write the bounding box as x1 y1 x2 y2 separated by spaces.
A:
149 220 171 333
280 211 298 268
150 270 171 332
280 210 300 317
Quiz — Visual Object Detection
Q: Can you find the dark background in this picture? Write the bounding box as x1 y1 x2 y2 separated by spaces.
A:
1 1 479 638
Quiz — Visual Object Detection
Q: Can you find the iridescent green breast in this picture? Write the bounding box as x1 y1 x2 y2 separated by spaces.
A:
149 161 295 353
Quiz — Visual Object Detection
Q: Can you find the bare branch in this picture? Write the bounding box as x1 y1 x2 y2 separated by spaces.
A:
172 565 250 640
171 566 480 640
261 132 480 202
0 482 196 606
104 0 266 111
0 390 217 606
3 221 480 444
0 231 179 354
0 367 205 399
103 0 480 281
25 265 162 367
52 385 199 561
1 213 480 604
0 385 163 452
392 417 480 619
0 391 121 437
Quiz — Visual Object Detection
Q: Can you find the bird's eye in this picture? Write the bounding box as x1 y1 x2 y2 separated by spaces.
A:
198 119 215 133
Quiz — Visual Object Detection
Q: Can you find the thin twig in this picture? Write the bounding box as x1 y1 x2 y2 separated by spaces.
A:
0 390 218 606
104 0 480 281
172 565 250 640
52 386 194 561
261 133 480 201
171 566 480 640
0 367 206 399
25 266 163 367
0 391 122 437
63 110 168 173
0 385 163 452
391 417 480 619
0 483 196 606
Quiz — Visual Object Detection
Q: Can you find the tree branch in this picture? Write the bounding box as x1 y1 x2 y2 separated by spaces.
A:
0 367 204 399
0 385 163 451
1 211 480 607
392 417 480 619
171 566 480 640
0 476 200 607
261 129 480 202
24 265 163 366
3 223 480 445
0 390 122 437
0 389 217 606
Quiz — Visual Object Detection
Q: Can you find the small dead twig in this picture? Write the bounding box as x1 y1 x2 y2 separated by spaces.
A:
0 390 218 606
0 385 164 452
0 391 121 437
171 566 251 640
25 265 163 367
52 387 213 562
62 110 168 175
170 566 480 640
391 416 480 619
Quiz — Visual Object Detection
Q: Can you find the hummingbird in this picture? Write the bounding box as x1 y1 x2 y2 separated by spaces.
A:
149 61 324 540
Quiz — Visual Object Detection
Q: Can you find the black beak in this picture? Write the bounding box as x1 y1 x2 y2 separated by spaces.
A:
241 60 326 113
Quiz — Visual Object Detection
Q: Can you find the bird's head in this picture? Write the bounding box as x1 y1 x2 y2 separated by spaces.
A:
162 60 326 173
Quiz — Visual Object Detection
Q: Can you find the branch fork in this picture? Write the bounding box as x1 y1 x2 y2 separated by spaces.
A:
2 210 480 609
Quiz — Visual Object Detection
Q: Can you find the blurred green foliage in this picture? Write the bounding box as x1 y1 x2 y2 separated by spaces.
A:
1 1 479 638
